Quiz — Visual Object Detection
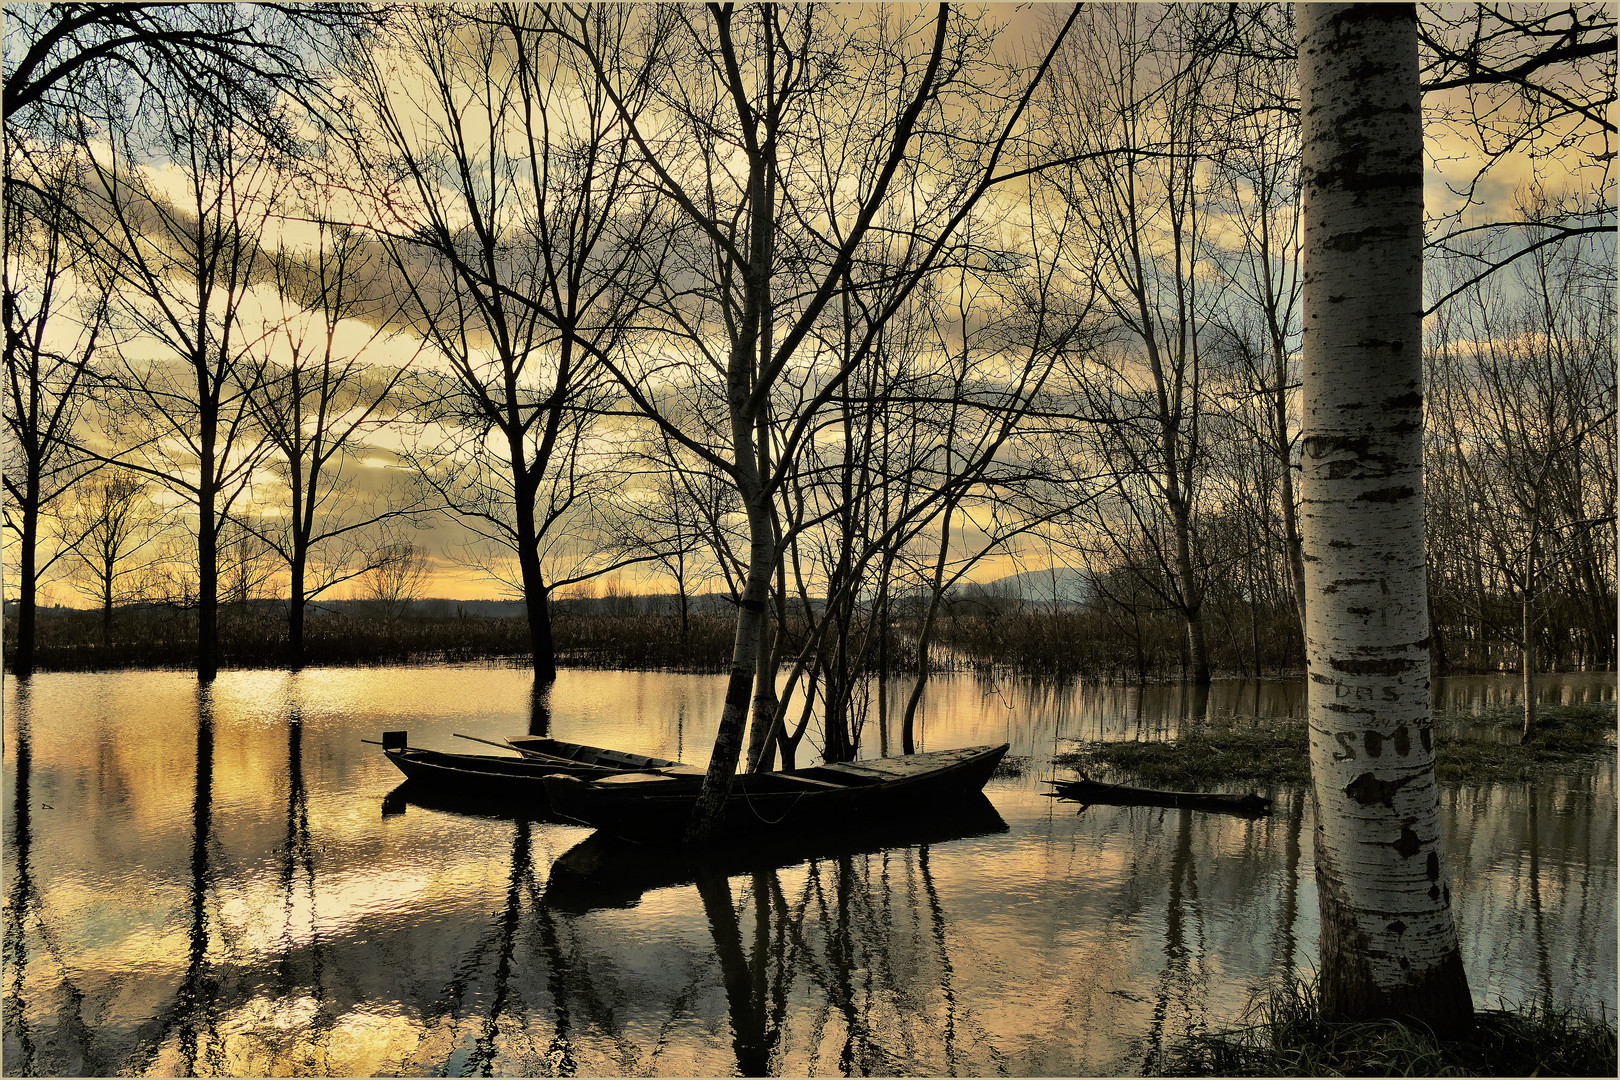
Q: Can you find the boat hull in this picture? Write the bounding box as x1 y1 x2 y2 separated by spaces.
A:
543 743 1010 844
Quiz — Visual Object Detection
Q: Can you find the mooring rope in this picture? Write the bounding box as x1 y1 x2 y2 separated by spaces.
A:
738 781 808 825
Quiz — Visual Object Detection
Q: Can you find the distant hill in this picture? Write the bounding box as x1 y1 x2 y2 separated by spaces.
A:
971 566 1093 606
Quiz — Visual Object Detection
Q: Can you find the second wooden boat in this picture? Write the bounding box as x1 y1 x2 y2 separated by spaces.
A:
543 743 1010 844
1047 774 1271 816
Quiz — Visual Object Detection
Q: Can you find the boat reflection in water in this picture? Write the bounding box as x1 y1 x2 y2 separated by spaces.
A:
379 782 1008 1076
541 798 1009 1077
544 793 1008 911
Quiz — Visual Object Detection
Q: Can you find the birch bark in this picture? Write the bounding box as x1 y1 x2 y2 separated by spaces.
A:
1298 2 1473 1032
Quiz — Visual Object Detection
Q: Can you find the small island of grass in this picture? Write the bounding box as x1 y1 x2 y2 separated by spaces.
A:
1055 701 1617 788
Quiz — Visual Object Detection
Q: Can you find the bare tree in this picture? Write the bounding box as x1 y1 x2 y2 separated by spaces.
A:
1427 204 1615 738
356 540 431 624
555 3 1082 838
617 429 736 642
1204 5 1307 640
352 4 657 683
2 144 105 675
58 468 170 646
1042 4 1230 684
251 208 424 668
74 20 282 681
216 514 280 613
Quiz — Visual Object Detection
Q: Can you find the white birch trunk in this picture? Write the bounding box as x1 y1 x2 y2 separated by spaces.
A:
1298 3 1472 1032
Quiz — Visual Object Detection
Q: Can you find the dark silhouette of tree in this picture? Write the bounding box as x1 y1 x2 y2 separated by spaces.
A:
2 146 104 675
3 3 379 153
351 4 658 683
74 20 282 680
554 3 1084 838
251 210 424 668
357 541 431 624
59 468 170 645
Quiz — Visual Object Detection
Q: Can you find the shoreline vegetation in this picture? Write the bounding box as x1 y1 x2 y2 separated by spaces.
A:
6 601 1615 681
1056 702 1617 788
1156 978 1617 1077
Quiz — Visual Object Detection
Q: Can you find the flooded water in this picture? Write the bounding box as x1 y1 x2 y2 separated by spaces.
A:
3 667 1614 1076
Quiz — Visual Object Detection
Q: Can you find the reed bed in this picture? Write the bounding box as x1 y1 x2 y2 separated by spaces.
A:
6 607 739 671
934 605 1302 680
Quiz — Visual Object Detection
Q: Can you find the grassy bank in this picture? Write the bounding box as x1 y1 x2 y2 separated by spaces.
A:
1055 702 1617 787
1156 978 1616 1077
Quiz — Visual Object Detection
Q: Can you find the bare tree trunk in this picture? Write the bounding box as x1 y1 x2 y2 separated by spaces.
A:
518 537 555 684
902 501 957 754
14 490 38 677
1173 503 1211 684
687 486 774 841
1522 539 1537 741
288 546 307 670
197 422 219 683
677 563 690 644
748 597 779 771
100 574 113 648
745 417 781 774
1278 390 1308 634
1298 1 1472 1034
197 523 218 680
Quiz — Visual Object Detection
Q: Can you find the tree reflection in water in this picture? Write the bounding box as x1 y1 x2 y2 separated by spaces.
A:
0 668 1611 1076
1138 806 1206 1074
542 803 1005 1076
6 682 120 1076
3 679 39 1073
113 686 218 1075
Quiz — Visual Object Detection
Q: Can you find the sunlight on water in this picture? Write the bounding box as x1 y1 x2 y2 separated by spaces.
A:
3 666 1614 1076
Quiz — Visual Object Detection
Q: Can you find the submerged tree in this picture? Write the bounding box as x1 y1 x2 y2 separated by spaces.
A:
354 3 656 683
75 26 282 681
555 3 1083 838
1297 2 1472 1031
2 145 103 676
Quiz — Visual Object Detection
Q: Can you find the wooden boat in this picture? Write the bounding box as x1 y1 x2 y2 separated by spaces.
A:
378 730 701 803
1047 774 1271 817
542 743 1010 844
545 793 1008 912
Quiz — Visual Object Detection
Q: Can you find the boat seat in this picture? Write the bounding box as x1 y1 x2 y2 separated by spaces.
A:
801 763 886 785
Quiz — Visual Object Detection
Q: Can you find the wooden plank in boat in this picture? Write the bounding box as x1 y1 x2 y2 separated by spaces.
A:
820 747 988 779
595 771 690 786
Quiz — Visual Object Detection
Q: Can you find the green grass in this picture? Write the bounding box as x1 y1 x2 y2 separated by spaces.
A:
1056 702 1616 788
1061 718 1316 785
1158 978 1617 1077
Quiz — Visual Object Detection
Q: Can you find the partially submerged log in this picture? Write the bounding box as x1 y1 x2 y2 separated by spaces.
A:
1047 774 1271 817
